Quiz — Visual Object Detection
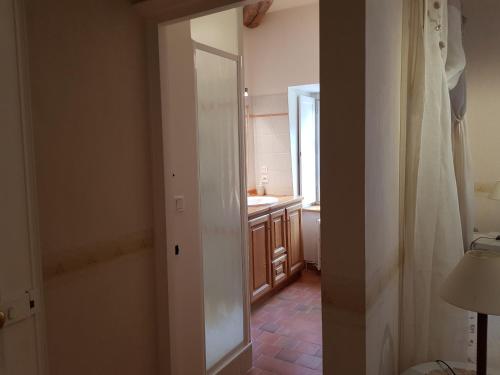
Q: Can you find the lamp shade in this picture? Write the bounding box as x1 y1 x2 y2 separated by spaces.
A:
489 181 500 200
441 250 500 316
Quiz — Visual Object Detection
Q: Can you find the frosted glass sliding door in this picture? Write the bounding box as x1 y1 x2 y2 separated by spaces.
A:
194 46 244 371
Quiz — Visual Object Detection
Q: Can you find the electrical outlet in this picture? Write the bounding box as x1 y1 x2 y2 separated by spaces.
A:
261 175 269 184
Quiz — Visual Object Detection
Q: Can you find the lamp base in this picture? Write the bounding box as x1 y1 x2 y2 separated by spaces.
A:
477 313 488 375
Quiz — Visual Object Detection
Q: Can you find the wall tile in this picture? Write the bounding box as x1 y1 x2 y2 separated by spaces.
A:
252 94 289 115
248 94 294 196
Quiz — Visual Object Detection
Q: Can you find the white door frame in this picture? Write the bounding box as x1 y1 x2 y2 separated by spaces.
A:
3 0 48 373
143 3 253 373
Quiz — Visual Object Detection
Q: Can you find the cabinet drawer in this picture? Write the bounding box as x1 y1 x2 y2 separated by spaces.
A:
273 246 286 259
272 254 287 285
274 263 284 276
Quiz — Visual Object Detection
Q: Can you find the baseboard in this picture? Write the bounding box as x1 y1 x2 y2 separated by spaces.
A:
251 270 302 308
305 262 321 273
212 342 252 375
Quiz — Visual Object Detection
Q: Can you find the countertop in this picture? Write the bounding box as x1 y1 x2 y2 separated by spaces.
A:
302 205 320 213
247 195 303 218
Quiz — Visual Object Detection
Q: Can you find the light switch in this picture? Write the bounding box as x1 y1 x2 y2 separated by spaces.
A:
7 307 16 320
174 196 185 212
261 166 268 173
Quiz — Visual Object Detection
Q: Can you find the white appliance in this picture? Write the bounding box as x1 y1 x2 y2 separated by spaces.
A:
316 218 321 270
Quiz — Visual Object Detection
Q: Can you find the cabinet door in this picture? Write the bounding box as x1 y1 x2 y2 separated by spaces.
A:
249 215 272 302
286 204 304 275
270 209 287 259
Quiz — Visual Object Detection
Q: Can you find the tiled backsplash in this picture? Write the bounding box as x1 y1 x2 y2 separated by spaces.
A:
246 93 294 196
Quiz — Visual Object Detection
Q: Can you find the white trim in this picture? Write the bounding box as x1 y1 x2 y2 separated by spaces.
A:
160 20 206 374
193 41 240 61
298 94 319 206
192 41 209 375
149 9 251 373
12 1 48 373
212 342 252 375
398 1 411 371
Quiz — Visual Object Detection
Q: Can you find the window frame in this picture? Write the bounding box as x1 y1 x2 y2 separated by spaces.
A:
297 93 320 206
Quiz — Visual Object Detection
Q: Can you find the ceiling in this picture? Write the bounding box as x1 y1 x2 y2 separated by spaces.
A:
267 0 319 13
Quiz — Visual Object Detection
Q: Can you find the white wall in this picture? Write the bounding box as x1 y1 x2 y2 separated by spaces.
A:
191 8 241 55
365 0 402 373
245 98 257 190
464 0 500 234
464 1 500 371
244 4 319 194
244 3 319 97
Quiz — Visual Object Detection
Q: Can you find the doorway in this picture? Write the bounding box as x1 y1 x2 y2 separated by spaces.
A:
157 10 249 375
155 1 320 374
244 6 321 369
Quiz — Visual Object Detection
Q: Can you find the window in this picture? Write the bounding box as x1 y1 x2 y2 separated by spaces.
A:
298 94 320 205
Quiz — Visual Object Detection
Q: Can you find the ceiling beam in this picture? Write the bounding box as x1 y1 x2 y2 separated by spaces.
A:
243 0 273 28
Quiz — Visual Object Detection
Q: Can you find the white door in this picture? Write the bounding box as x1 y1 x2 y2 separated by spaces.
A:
0 1 47 374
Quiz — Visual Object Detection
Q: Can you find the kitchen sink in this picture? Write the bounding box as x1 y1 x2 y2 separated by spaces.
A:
247 196 279 206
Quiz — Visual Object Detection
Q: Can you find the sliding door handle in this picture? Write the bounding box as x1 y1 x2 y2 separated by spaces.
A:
0 311 5 330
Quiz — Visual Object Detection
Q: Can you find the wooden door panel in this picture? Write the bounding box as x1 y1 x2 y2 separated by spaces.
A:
270 209 286 259
249 215 272 301
286 204 304 275
251 223 268 290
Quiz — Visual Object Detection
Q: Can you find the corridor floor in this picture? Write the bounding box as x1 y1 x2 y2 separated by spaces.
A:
248 270 322 375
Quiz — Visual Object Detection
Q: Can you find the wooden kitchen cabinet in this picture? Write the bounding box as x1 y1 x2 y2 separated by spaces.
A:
248 214 272 302
270 209 288 286
248 198 304 304
286 204 304 276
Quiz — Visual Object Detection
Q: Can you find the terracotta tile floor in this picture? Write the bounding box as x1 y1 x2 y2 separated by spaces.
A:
249 270 322 375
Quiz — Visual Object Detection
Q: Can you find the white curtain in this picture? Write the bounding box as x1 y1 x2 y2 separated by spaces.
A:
447 0 475 250
400 0 469 369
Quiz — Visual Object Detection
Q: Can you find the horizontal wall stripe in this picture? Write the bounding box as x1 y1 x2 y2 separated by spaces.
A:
249 112 288 118
43 230 153 281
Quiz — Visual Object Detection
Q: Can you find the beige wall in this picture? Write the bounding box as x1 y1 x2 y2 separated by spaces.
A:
23 0 404 373
321 0 402 373
464 0 500 233
320 0 367 372
365 0 402 373
464 1 500 372
25 0 158 374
